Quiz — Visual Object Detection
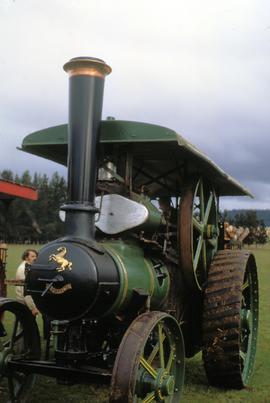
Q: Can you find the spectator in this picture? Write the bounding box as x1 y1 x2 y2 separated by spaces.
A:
15 249 39 316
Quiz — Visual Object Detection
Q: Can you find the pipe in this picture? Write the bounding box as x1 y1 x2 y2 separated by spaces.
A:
61 57 111 240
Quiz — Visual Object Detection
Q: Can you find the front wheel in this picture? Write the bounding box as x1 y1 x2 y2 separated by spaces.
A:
110 311 185 402
0 298 41 402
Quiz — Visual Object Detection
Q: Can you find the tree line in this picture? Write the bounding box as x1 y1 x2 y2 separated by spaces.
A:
0 170 268 245
226 208 270 226
0 170 66 243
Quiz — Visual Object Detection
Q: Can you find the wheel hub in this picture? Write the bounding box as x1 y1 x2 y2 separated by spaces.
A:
159 371 175 397
138 368 175 400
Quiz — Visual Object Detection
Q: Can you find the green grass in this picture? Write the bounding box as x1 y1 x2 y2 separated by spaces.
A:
1 244 270 402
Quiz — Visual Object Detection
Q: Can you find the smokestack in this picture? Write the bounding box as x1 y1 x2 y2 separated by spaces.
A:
62 57 111 240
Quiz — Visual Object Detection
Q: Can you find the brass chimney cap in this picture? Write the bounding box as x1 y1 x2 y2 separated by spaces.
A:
63 56 111 78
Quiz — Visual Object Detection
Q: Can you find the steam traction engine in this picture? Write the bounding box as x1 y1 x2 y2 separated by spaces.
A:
0 57 259 402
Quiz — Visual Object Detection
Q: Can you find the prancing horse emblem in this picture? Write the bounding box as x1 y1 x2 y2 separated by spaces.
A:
49 246 72 272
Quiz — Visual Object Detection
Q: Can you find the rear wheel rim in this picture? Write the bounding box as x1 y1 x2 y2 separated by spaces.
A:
203 251 259 388
240 258 259 384
179 177 218 292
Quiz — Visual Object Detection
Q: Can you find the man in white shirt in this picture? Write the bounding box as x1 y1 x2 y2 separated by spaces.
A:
15 249 39 316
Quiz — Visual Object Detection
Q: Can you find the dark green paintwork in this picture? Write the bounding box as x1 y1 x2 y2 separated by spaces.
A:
131 193 162 233
22 120 177 147
101 239 170 316
20 120 252 197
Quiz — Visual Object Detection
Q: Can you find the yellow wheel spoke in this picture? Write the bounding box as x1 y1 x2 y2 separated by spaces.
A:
140 357 157 379
166 347 175 372
142 392 156 403
147 333 165 365
158 322 165 369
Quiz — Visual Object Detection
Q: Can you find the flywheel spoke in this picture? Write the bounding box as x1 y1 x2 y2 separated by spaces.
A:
192 217 204 234
194 236 203 271
179 177 218 292
203 193 213 226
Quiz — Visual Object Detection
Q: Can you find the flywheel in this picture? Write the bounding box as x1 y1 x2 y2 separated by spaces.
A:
179 177 218 292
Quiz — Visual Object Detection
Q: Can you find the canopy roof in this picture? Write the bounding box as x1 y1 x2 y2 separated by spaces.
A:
21 120 251 197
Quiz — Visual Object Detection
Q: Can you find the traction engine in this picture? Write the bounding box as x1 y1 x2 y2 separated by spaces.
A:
0 57 259 402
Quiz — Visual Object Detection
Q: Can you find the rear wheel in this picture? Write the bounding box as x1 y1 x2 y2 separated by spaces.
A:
202 250 259 388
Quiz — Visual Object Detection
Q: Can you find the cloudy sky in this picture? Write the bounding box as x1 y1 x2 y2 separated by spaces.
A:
0 0 269 209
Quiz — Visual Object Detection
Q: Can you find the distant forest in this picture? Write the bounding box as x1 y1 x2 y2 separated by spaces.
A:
0 169 269 243
0 170 66 243
225 209 270 227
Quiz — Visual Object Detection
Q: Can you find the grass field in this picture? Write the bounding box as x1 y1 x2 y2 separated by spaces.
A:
1 244 270 402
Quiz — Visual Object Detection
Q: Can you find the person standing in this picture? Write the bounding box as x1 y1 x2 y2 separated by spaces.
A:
15 249 39 316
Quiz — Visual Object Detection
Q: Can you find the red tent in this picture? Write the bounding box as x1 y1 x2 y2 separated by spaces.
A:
0 179 38 298
0 179 38 201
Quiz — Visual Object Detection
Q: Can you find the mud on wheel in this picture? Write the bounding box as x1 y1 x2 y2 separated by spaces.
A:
110 311 185 402
202 250 259 388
